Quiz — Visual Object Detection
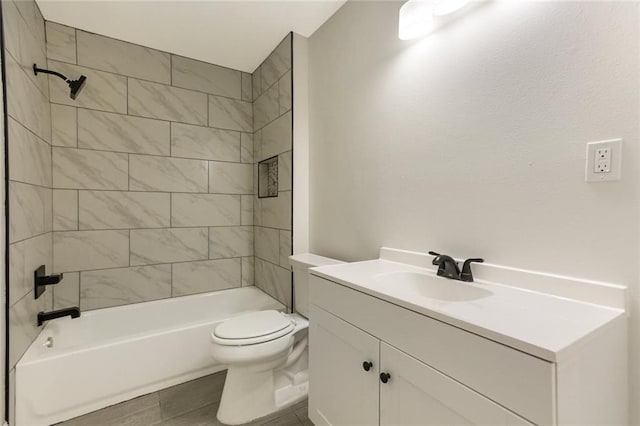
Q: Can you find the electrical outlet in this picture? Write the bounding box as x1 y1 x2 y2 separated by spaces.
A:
594 147 611 173
586 139 622 182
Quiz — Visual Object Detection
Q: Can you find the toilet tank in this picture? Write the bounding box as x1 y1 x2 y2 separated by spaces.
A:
289 253 344 318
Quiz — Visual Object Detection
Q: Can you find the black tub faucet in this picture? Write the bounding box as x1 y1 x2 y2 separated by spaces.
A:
429 251 484 282
37 307 80 326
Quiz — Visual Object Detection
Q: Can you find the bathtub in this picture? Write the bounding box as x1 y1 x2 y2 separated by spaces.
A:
15 286 285 426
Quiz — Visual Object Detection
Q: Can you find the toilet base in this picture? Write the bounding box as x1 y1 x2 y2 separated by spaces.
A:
216 341 308 425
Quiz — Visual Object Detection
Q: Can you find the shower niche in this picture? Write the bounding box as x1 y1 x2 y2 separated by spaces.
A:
258 156 278 198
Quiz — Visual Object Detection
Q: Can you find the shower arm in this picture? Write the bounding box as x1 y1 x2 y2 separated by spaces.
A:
33 65 70 82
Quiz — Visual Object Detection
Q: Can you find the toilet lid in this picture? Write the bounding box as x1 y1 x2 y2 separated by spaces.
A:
213 310 295 344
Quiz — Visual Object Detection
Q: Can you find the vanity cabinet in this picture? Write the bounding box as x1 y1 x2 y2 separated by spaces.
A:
310 305 530 426
308 274 627 426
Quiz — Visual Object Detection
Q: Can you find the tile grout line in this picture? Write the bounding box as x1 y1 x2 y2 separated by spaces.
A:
47 56 248 102
50 100 249 134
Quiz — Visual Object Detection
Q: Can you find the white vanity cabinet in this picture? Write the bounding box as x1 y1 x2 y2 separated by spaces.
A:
310 305 531 426
308 273 627 426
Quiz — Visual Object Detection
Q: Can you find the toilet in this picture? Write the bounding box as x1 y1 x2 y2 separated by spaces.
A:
210 253 343 425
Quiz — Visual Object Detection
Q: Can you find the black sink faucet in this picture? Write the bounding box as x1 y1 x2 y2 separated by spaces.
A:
37 307 80 326
429 252 484 282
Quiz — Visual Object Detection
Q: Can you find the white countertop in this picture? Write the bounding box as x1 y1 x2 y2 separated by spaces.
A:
310 258 625 362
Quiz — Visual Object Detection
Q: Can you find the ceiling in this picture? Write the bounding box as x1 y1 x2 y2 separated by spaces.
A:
36 0 346 73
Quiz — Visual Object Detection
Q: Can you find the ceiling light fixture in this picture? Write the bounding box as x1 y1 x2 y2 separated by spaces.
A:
398 0 434 41
398 0 474 40
432 0 470 17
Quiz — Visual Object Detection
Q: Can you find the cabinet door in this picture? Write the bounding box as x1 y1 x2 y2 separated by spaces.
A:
309 305 380 426
380 343 532 426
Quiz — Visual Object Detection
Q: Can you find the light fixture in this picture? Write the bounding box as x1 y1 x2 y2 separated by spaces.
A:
398 0 474 40
432 0 470 16
398 0 434 41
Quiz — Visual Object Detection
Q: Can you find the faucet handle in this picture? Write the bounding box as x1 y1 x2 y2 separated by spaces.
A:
460 258 484 282
428 251 440 257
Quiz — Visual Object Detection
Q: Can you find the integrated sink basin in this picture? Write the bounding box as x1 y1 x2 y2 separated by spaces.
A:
373 271 492 302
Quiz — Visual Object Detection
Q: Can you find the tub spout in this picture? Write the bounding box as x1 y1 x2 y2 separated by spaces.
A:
37 307 80 326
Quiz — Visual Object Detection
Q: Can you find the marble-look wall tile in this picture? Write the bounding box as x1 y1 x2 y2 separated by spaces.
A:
9 118 51 187
129 155 208 192
208 96 253 132
255 226 280 265
261 111 292 161
241 195 253 226
128 78 207 125
240 133 253 164
53 190 78 231
6 54 51 142
254 196 262 227
79 191 170 229
172 258 241 296
53 271 79 309
9 232 52 305
10 289 52 369
252 66 262 101
3 0 48 95
46 22 76 63
172 56 241 99
77 31 171 84
253 130 262 165
53 230 129 272
51 104 77 147
278 151 292 191
171 194 240 227
53 147 128 190
130 228 208 265
209 162 253 194
253 84 280 131
261 35 291 91
242 257 254 286
12 0 45 50
241 72 252 102
279 70 292 115
48 60 127 114
170 123 240 162
209 226 253 259
81 265 171 310
255 257 291 308
279 230 291 268
78 109 170 156
262 190 292 230
9 181 50 243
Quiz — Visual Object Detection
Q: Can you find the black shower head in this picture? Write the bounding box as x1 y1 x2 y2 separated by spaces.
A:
33 64 87 100
69 75 87 100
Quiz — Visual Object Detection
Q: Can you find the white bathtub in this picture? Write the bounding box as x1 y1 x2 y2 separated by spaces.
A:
15 287 285 426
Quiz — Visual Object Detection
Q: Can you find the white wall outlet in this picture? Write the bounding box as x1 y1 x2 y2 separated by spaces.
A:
585 139 622 182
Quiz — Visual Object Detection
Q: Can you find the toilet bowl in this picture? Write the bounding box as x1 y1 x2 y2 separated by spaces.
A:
210 254 343 425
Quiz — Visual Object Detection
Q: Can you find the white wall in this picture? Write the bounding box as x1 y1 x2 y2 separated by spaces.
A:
293 33 310 254
308 0 639 420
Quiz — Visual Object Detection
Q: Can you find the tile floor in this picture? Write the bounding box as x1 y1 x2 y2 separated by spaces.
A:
56 371 312 426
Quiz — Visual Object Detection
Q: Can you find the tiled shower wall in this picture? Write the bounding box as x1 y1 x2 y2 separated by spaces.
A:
3 0 53 384
46 23 257 311
4 1 54 421
252 35 293 308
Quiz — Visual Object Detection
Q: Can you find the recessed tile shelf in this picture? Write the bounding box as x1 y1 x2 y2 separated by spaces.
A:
258 156 278 198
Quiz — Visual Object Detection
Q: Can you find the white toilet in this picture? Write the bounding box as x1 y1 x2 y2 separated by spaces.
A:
210 253 343 425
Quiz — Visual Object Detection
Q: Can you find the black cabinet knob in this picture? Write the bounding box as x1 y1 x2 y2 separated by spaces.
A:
362 361 373 371
380 372 391 383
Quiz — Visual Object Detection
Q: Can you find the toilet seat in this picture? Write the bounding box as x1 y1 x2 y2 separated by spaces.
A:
212 310 295 346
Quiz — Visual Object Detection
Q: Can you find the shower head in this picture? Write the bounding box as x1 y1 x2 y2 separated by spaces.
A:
69 75 87 100
33 64 87 100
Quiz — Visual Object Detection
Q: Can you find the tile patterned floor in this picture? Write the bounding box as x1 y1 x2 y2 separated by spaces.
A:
56 371 312 426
